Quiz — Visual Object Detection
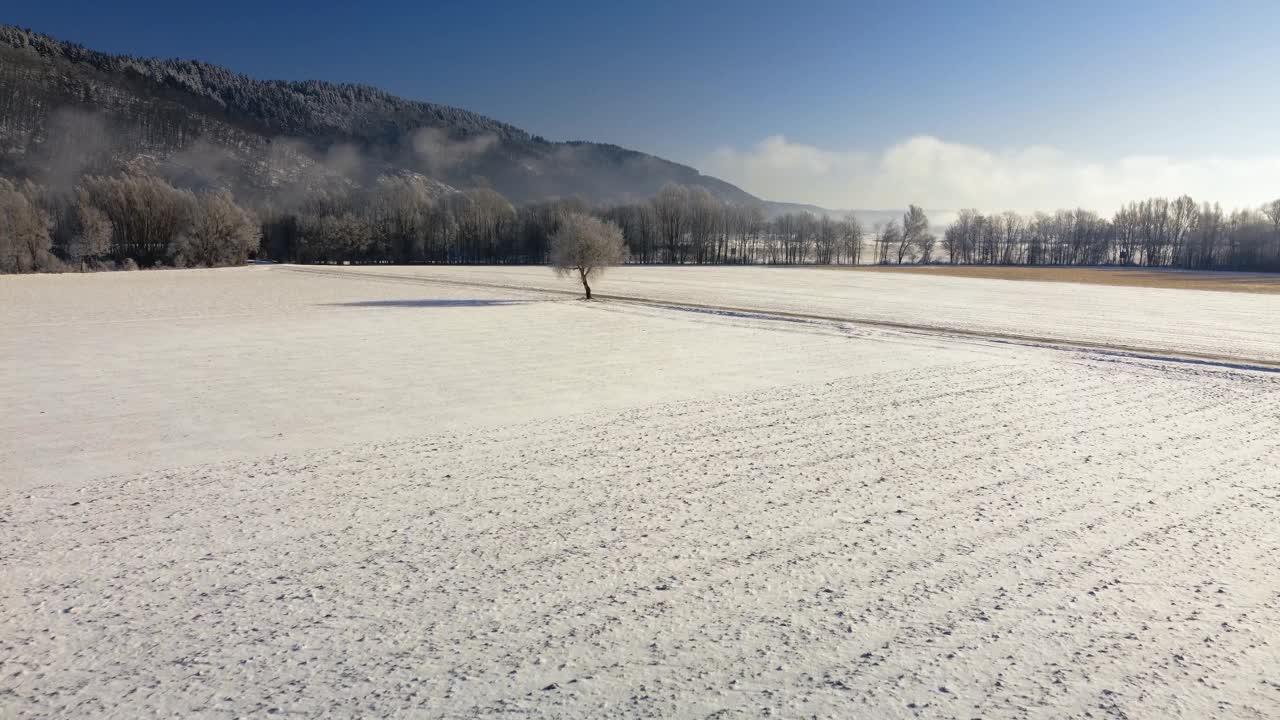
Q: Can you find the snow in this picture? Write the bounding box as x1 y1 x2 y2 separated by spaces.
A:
2 266 1279 718
0 267 955 490
322 264 1280 364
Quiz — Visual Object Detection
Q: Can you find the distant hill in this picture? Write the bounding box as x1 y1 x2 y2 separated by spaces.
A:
0 25 755 205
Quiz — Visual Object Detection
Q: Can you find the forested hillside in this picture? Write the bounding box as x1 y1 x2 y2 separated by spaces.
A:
0 25 752 204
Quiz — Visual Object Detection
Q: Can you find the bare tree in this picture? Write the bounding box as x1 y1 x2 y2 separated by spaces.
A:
603 202 659 263
899 205 929 264
915 231 937 264
549 212 628 299
1189 202 1224 269
875 221 898 264
999 212 1025 264
1111 203 1140 265
895 221 915 264
815 216 837 264
841 214 863 265
1263 198 1280 262
1168 195 1198 266
944 209 978 264
687 187 720 263
652 183 690 264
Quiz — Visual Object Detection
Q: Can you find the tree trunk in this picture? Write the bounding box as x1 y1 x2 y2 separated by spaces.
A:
578 267 591 299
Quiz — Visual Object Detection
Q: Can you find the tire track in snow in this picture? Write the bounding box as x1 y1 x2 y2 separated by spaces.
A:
277 265 1280 372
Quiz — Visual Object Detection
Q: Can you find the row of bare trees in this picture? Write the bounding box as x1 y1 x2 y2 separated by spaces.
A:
258 180 865 267
941 198 1280 270
5 171 1280 273
260 177 574 265
607 184 864 265
1 174 259 273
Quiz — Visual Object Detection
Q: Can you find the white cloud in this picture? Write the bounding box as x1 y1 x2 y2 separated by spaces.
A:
704 135 1280 213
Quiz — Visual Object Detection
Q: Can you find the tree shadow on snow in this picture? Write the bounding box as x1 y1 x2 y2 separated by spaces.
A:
329 299 530 308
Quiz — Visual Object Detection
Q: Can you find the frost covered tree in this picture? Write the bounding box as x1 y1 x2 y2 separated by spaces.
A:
80 175 194 266
172 191 259 267
455 188 516 262
66 190 113 269
0 179 53 273
549 212 627 299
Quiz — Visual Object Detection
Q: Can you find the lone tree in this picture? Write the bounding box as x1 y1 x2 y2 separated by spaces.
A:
549 212 627 299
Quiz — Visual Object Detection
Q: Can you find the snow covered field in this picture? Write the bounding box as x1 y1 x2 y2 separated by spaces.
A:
317 264 1280 364
2 266 1279 718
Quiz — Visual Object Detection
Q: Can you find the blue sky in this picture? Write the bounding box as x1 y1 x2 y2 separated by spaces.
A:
8 1 1280 210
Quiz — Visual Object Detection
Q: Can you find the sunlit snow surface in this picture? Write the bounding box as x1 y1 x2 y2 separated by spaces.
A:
2 266 1278 718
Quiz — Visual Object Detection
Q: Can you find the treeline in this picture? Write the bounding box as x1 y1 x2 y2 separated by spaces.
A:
1 175 257 273
5 172 864 272
607 185 863 265
260 180 864 266
262 177 560 265
5 170 1280 274
939 198 1280 271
